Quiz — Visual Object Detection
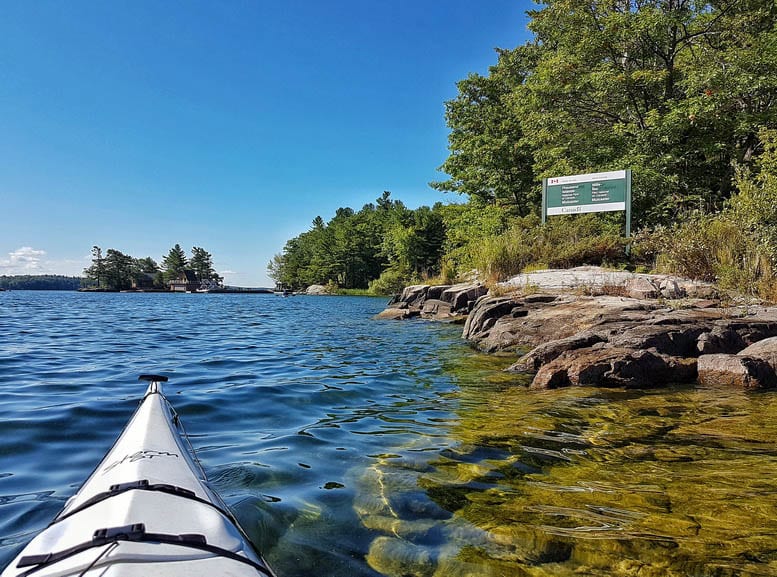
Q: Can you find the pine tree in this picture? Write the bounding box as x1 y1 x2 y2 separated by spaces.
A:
83 245 106 288
190 247 221 283
162 244 188 282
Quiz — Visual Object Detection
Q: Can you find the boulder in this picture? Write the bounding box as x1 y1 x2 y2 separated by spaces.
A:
697 354 777 389
375 308 419 320
607 324 706 357
306 284 329 295
531 347 697 390
738 336 777 371
696 326 746 355
399 285 429 307
678 281 719 299
625 277 660 300
659 278 685 299
461 297 518 341
440 283 487 312
421 299 453 318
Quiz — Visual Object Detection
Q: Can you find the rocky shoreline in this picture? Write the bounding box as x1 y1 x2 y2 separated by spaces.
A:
377 266 777 390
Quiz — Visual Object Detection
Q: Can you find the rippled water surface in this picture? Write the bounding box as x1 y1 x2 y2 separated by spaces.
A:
2 291 777 576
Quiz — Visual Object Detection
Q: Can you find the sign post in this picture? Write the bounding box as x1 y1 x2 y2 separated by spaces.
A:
542 169 632 240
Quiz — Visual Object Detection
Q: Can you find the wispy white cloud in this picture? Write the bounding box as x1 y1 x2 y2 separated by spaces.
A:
0 247 46 272
0 247 89 276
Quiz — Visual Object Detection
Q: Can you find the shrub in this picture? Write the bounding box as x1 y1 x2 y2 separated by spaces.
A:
727 131 777 270
638 130 777 301
368 268 412 296
469 226 537 283
462 213 629 282
642 212 776 298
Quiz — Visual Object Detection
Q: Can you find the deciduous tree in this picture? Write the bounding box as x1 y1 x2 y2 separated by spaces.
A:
432 47 538 214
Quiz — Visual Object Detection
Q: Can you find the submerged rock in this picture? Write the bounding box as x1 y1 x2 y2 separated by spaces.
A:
531 347 698 390
374 306 419 320
509 332 606 373
366 536 435 577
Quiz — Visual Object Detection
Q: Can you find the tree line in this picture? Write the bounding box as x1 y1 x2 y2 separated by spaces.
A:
268 192 445 292
270 0 777 296
0 275 82 291
83 244 221 291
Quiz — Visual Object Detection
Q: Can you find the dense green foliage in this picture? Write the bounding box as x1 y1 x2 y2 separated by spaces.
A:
271 1 777 297
0 275 82 290
636 129 777 298
190 247 221 284
161 244 188 282
84 245 220 290
435 0 776 225
430 48 538 214
269 192 445 291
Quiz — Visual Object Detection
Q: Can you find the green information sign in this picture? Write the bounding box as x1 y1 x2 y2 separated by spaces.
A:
542 169 632 237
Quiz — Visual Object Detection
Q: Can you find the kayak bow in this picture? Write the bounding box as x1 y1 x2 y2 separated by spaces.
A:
2 375 276 577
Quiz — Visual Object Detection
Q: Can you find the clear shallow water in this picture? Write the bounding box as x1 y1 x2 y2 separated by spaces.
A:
1 291 777 577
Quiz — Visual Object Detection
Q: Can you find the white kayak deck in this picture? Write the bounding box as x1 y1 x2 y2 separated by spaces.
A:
2 379 274 577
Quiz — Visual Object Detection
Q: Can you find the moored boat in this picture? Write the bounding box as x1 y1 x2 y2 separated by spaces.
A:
1 375 275 577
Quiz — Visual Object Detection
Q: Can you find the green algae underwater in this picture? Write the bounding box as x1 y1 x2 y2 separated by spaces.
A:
357 349 777 577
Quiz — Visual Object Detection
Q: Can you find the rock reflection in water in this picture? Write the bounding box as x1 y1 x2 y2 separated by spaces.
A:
358 350 777 577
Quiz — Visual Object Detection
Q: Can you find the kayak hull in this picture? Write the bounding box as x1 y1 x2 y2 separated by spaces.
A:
2 379 274 577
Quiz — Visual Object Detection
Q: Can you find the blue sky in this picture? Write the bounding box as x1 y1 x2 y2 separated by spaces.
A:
1 1 531 287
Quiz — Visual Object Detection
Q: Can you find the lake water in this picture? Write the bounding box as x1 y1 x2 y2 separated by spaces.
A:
1 291 777 577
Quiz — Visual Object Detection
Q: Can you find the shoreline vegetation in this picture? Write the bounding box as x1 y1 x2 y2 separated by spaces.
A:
268 1 777 302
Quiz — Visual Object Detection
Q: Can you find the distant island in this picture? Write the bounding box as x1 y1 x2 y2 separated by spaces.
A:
0 275 82 291
0 244 264 293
